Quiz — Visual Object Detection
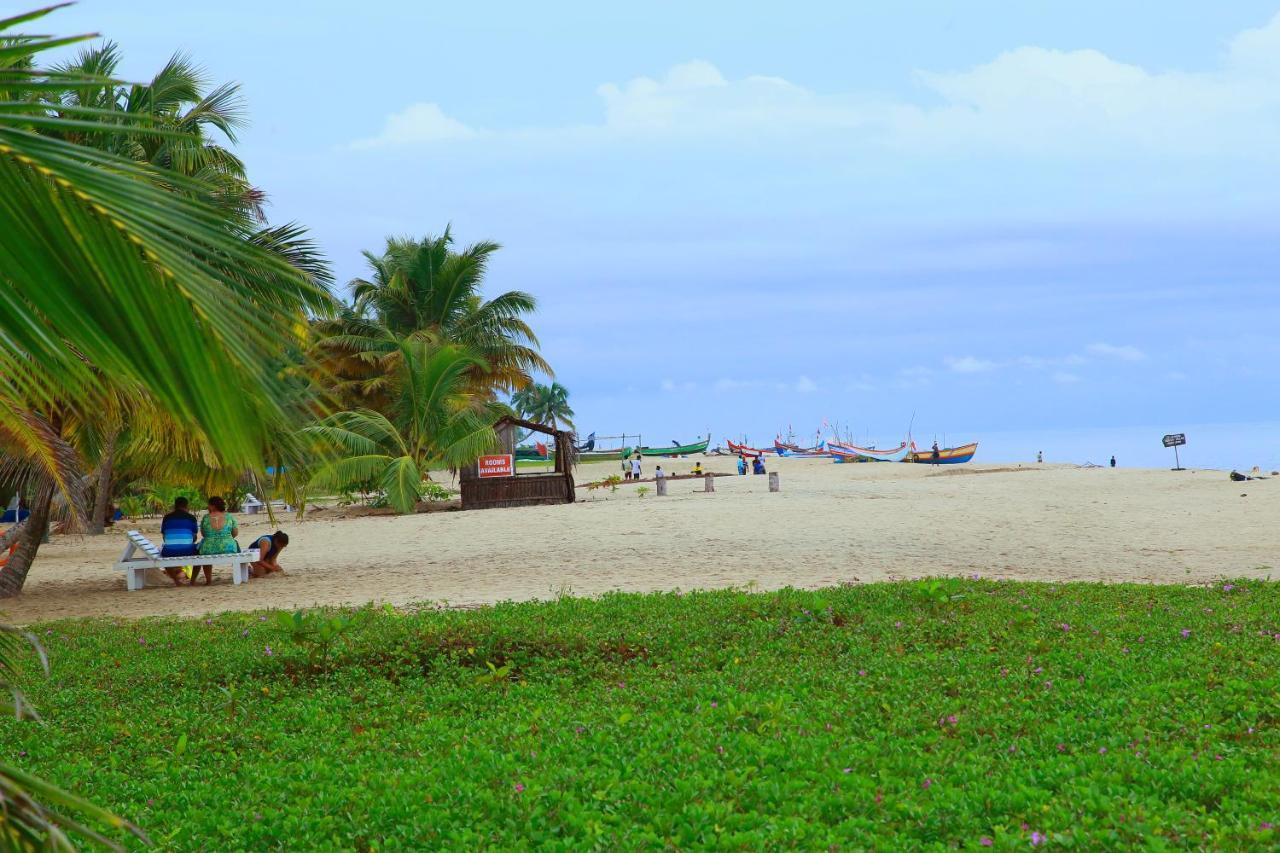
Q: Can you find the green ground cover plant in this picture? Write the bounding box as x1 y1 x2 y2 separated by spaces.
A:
3 579 1279 848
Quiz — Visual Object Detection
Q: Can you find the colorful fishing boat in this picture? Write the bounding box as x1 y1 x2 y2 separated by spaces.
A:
515 442 550 460
622 435 711 458
726 439 770 458
828 439 912 463
774 439 827 458
908 441 978 464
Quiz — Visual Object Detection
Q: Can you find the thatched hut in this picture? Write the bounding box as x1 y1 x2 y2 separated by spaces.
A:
459 416 576 510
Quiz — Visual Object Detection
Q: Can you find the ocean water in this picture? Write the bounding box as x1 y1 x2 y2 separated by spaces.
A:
967 421 1279 471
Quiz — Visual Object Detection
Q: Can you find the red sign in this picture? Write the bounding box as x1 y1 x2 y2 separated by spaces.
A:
477 454 514 478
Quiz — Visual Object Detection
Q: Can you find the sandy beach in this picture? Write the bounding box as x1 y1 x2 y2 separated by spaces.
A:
1 456 1275 624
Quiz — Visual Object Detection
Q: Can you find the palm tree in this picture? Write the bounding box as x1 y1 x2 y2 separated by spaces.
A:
511 382 575 431
0 7 335 595
314 227 550 406
305 340 504 514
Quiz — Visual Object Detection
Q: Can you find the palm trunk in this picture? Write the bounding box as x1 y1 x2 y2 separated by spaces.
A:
87 429 118 536
0 480 54 598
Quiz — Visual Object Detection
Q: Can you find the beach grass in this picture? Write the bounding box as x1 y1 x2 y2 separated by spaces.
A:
4 579 1278 848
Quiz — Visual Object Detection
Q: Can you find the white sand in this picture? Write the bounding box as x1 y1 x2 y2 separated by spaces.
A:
2 457 1276 624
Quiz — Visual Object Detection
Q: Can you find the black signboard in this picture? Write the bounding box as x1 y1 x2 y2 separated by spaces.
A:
1162 433 1186 448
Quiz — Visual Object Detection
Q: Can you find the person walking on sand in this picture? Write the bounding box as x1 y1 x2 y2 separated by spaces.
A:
631 456 642 480
737 455 747 475
931 442 940 466
622 457 631 481
1110 455 1117 468
1037 450 1043 464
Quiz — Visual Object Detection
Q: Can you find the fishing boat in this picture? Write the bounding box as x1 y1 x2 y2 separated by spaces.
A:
908 441 979 465
622 435 711 458
726 439 770 458
514 442 550 461
774 439 827 458
828 439 912 463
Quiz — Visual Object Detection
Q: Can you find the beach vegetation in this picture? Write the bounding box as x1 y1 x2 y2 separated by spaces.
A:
304 340 503 514
6 580 1280 847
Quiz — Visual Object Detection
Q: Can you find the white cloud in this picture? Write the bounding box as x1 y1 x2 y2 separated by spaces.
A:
793 375 818 393
660 379 697 393
1086 342 1147 362
1053 371 1082 384
352 13 1280 161
349 102 477 149
945 356 999 374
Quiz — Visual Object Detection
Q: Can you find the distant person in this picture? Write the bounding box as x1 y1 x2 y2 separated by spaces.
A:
692 461 704 476
655 465 665 479
631 457 642 480
195 496 239 587
1036 450 1043 464
753 456 766 475
931 442 941 466
622 458 631 481
244 530 289 578
737 455 747 475
159 497 199 587
1110 455 1117 468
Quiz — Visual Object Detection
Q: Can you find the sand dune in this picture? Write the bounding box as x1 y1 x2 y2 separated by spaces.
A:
1 457 1275 624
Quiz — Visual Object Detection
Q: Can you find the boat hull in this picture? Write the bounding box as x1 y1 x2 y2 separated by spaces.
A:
623 437 711 457
909 442 978 464
727 440 770 458
828 439 912 463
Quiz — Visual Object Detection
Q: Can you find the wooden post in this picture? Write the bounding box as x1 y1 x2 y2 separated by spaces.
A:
656 477 668 496
704 473 715 493
768 472 780 492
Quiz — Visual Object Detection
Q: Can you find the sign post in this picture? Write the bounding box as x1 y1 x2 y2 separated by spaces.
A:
477 454 514 478
1162 433 1186 471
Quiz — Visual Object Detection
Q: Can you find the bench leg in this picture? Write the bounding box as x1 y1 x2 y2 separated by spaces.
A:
233 562 248 585
127 567 145 591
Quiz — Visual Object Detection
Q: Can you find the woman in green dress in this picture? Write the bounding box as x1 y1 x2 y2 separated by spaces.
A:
195 495 239 586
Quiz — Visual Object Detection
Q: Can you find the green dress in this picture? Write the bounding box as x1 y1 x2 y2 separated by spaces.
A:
198 513 239 555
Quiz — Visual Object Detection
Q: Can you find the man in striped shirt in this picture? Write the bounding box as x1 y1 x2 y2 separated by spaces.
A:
160 496 199 587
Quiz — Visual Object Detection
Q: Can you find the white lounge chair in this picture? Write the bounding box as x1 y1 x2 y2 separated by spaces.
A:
115 530 259 591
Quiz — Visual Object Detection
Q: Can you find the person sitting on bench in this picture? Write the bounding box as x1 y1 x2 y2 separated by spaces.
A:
244 530 289 578
159 497 199 587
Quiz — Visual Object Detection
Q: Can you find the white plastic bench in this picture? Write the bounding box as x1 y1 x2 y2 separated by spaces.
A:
115 531 259 591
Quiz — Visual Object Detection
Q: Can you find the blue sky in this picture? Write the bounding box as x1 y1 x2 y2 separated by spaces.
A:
49 1 1280 463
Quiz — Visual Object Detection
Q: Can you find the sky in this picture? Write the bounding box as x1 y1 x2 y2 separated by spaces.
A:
41 1 1280 466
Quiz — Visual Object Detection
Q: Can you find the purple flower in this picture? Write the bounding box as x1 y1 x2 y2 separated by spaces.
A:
1180 629 1191 638
259 616 267 622
264 645 273 657
514 782 524 793
1098 746 1107 754
947 714 958 725
1031 830 1045 845
241 630 249 637
138 637 146 645
1008 744 1017 753
921 778 933 789
1223 583 1235 592
1060 623 1070 632
1261 822 1273 830
980 837 993 847
1033 666 1043 674
1043 680 1053 690
894 620 903 628
843 767 853 774
858 669 867 677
